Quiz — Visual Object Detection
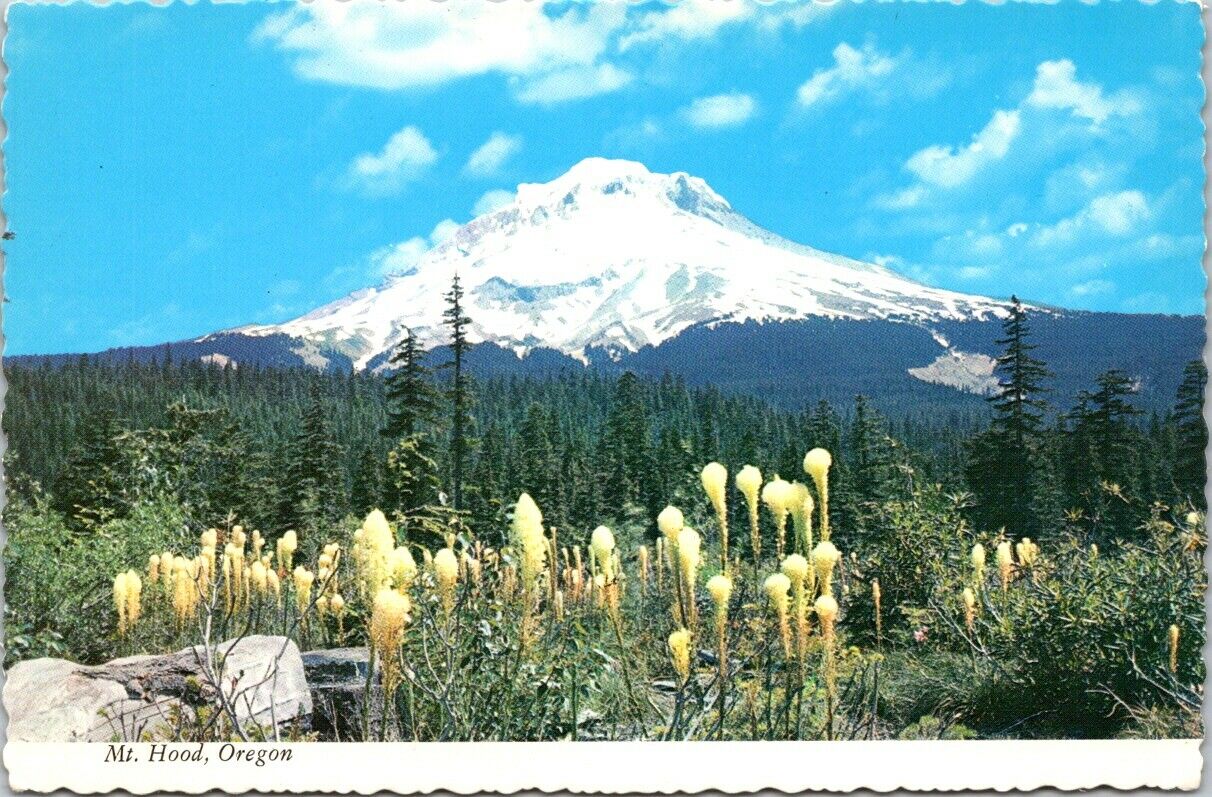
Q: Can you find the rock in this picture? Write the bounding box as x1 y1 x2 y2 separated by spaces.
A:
4 635 311 742
302 647 380 741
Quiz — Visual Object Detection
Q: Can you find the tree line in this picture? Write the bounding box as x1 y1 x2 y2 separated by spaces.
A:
4 287 1205 554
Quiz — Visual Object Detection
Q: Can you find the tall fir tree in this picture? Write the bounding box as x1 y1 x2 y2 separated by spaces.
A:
351 445 385 517
381 328 442 514
1069 369 1144 540
1172 359 1207 509
966 296 1052 539
443 273 475 510
53 408 127 528
279 390 347 540
849 395 894 503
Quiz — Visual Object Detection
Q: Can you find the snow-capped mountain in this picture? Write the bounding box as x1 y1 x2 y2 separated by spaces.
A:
229 158 1012 371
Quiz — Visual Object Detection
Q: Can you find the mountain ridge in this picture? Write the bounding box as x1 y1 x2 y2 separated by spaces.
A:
231 157 1018 371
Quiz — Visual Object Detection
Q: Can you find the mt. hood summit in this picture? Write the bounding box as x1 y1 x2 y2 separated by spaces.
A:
232 157 1011 370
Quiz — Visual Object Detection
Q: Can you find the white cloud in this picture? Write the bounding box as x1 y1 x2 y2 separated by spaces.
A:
347 126 437 194
1070 279 1114 297
619 0 754 51
1025 60 1138 125
463 132 523 178
370 218 460 278
796 42 898 108
371 238 430 277
513 63 632 105
473 189 517 217
682 92 756 129
256 1 829 106
1031 190 1151 248
905 110 1021 189
255 1 629 103
877 59 1142 213
429 218 461 245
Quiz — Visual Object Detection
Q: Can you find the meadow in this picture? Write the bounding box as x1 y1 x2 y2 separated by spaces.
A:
66 448 1206 742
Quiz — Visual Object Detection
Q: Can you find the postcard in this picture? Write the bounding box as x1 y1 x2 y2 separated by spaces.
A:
1 0 1204 792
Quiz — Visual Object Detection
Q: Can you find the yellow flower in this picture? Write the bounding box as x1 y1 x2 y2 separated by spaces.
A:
701 462 729 564
781 554 809 586
701 462 728 516
113 572 131 635
971 543 987 582
657 505 685 539
388 546 418 592
1169 624 1180 673
250 560 269 596
293 567 315 616
962 587 976 632
764 573 792 657
803 448 832 485
677 527 701 585
872 579 882 641
811 540 841 596
147 554 160 585
802 448 832 541
761 477 794 561
737 464 763 566
370 587 412 693
707 574 732 614
789 482 815 556
1015 538 1039 568
590 526 616 583
512 494 548 595
996 541 1013 592
278 530 298 571
330 593 346 615
814 593 839 643
736 465 762 505
668 628 692 684
434 548 459 614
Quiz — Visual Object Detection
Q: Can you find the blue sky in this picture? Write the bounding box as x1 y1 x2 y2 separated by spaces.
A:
4 0 1205 356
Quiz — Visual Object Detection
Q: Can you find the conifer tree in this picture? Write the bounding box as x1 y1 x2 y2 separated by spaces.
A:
381 328 442 515
351 445 385 517
850 395 893 502
279 390 346 537
383 328 441 440
1173 359 1207 509
967 296 1052 538
443 273 475 510
1069 369 1144 539
53 408 127 528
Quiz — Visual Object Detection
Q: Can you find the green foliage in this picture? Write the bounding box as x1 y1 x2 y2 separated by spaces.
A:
4 493 190 665
959 508 1205 737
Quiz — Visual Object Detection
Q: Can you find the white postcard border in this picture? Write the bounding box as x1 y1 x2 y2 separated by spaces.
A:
3 739 1203 794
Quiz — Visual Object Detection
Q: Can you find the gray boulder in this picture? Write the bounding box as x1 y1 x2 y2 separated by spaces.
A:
4 635 311 742
302 647 380 741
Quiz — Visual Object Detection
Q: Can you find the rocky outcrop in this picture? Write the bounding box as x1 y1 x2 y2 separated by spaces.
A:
4 635 311 742
302 647 380 741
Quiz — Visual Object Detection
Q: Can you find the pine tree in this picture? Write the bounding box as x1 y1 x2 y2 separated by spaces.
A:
850 395 893 503
53 408 127 528
381 328 443 514
279 390 347 538
967 296 1052 538
1070 369 1144 540
1173 359 1207 509
443 273 475 510
383 328 441 440
351 445 385 517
